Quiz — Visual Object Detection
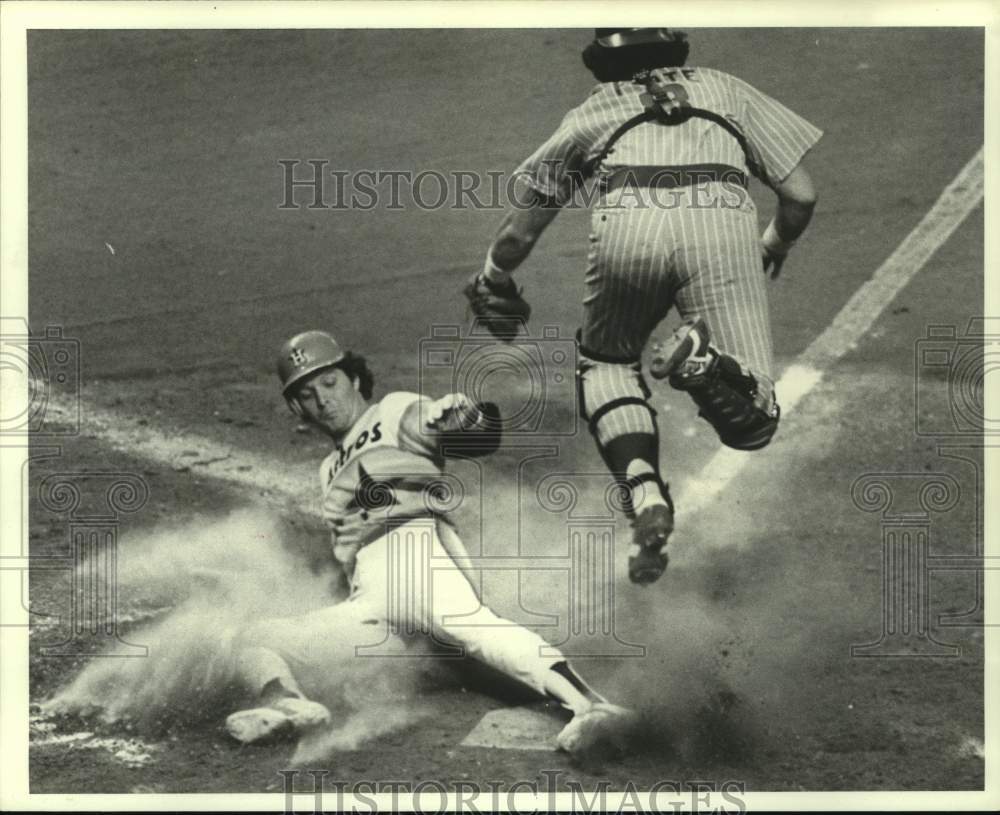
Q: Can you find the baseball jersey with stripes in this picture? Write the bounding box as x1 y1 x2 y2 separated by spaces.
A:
513 67 822 445
516 66 823 198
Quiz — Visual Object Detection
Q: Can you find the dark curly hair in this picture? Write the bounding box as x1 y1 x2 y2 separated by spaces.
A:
582 39 690 82
335 351 375 400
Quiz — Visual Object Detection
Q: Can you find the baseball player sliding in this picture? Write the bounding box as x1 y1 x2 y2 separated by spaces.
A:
224 330 629 754
465 28 821 586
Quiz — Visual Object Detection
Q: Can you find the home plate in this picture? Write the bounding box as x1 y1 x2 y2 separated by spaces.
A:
460 706 563 751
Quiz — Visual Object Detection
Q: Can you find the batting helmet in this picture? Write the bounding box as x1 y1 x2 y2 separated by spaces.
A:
277 330 345 397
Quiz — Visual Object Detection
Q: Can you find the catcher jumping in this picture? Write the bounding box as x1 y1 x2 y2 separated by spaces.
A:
465 27 821 586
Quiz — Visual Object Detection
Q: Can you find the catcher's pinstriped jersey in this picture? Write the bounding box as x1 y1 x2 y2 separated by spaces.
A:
513 66 822 445
517 67 823 199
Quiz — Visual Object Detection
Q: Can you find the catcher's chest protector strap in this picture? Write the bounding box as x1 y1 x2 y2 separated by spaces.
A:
584 110 657 177
584 90 757 180
672 356 780 451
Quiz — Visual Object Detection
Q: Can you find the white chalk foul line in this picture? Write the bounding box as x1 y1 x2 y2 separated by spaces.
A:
43 399 321 519
678 146 984 515
29 713 159 768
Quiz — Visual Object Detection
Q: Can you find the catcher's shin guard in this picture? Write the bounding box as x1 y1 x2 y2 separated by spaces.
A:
671 353 780 451
576 343 657 445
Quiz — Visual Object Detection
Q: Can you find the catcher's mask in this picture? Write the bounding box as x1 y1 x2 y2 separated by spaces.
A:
582 28 690 82
277 329 346 416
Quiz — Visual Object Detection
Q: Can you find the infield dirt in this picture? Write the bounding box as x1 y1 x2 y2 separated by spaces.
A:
25 28 984 793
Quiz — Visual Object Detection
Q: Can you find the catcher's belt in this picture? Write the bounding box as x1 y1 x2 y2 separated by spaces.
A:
602 163 748 194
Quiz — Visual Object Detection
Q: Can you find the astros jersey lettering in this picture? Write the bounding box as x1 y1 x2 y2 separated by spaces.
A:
319 391 443 572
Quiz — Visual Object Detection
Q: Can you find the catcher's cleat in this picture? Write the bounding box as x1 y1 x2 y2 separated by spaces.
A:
556 702 634 755
225 697 331 745
649 316 711 380
628 501 674 585
656 318 781 450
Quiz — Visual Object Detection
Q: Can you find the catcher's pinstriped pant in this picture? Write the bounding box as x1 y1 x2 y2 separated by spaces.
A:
579 185 774 446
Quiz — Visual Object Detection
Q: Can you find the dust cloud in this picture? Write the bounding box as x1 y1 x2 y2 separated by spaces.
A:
41 508 429 755
599 479 865 767
501 460 865 768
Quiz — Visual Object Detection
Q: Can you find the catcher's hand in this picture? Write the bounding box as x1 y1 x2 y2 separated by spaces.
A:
463 272 531 342
761 247 787 280
760 219 794 280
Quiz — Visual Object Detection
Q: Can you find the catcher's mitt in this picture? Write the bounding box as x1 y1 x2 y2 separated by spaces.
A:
463 272 531 342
